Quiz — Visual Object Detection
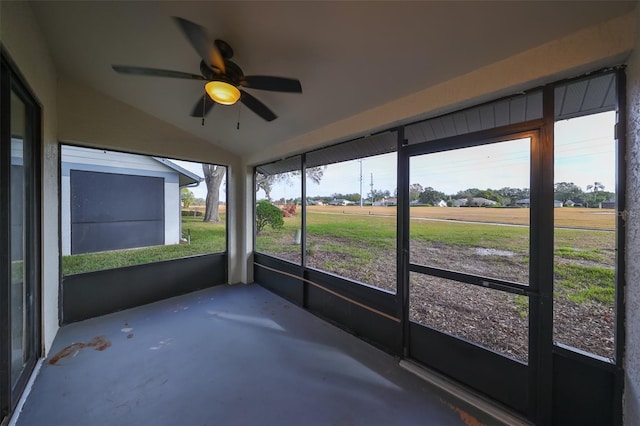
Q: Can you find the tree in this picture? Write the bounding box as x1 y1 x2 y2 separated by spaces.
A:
496 187 530 206
554 182 585 203
256 200 284 234
418 187 446 206
369 189 390 202
454 188 481 199
331 193 360 202
476 189 500 203
255 173 275 200
586 181 605 206
409 183 424 202
255 166 325 201
202 164 226 222
180 188 195 209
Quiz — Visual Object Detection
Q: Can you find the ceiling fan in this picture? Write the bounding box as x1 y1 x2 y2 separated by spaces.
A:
112 17 302 122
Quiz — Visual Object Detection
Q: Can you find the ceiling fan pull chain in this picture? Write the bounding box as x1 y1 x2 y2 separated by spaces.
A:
237 104 241 130
201 94 206 126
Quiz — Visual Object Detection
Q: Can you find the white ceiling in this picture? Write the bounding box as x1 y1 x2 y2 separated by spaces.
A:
31 1 635 157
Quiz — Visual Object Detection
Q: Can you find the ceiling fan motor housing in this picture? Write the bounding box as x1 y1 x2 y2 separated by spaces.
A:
200 59 244 85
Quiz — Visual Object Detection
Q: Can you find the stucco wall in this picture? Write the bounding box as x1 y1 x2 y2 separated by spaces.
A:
1 1 60 354
625 4 640 425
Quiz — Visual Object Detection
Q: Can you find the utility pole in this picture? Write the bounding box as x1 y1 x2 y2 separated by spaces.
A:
359 159 363 207
370 173 374 203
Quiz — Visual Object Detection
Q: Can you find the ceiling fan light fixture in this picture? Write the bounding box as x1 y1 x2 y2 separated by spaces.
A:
205 80 240 105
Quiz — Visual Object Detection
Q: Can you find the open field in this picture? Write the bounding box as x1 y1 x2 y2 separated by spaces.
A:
306 205 616 229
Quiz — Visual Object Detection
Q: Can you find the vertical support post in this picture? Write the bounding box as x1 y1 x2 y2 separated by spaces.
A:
301 154 308 307
0 56 11 422
529 85 555 424
359 159 363 208
614 68 627 425
396 127 410 357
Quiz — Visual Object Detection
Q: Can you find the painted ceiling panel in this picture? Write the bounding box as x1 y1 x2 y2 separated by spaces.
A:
29 1 634 157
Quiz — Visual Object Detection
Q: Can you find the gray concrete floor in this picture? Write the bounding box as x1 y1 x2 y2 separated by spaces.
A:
16 284 480 426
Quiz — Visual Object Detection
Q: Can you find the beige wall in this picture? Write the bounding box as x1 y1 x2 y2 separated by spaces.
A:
625 4 640 424
1 1 60 354
57 77 238 167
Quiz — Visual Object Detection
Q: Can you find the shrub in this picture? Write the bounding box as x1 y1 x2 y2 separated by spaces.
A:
256 200 284 234
282 203 297 217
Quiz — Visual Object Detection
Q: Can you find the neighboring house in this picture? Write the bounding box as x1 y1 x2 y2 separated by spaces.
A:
601 199 616 209
374 197 397 206
382 197 397 206
517 198 564 208
61 146 202 255
564 199 575 207
454 197 497 207
436 199 447 207
329 198 355 206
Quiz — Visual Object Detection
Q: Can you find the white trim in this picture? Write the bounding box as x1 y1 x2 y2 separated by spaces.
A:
8 358 44 426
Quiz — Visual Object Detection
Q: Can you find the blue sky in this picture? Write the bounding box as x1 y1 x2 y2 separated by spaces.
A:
177 110 616 202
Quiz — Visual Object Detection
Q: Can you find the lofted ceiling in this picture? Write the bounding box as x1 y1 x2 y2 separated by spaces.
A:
30 1 635 158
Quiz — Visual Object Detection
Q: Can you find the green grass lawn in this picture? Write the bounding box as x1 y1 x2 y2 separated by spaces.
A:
66 209 615 309
255 216 302 255
62 216 226 275
257 212 615 308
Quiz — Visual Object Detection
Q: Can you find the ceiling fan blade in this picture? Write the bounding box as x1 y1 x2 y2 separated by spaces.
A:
241 76 302 93
112 65 205 80
190 95 216 118
240 90 277 121
172 17 225 73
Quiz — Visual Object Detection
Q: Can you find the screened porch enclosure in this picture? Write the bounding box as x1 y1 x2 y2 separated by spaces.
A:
253 70 625 425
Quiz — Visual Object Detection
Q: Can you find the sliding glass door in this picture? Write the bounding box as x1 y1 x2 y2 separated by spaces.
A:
1 53 42 423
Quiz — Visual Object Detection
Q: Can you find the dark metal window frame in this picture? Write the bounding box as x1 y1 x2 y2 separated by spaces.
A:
0 49 43 423
403 127 541 296
253 135 400 292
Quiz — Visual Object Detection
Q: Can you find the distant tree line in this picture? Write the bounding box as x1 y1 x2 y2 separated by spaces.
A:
253 167 614 208
404 181 614 207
